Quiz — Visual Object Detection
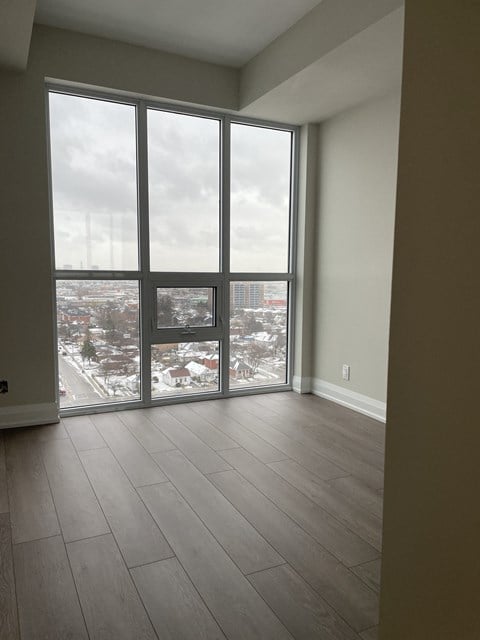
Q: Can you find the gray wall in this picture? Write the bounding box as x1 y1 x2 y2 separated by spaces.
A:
312 92 400 403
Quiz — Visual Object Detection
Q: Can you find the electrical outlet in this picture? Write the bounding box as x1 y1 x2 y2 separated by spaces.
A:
342 365 350 381
0 380 8 394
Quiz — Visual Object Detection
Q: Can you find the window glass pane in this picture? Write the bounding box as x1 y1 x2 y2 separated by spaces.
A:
148 110 220 272
156 287 215 329
230 124 291 272
151 342 219 398
56 280 140 407
230 282 288 389
49 93 138 271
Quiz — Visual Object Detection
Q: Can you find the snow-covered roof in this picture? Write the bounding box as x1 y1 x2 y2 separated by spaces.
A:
229 358 251 372
186 361 209 376
164 367 191 378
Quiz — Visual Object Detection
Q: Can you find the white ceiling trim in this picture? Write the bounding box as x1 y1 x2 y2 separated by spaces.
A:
240 0 404 108
240 7 405 124
34 0 323 67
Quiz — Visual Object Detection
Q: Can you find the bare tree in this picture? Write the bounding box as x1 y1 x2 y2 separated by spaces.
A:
246 342 270 375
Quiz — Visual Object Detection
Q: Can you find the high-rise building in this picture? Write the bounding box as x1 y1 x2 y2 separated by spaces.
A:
231 282 265 310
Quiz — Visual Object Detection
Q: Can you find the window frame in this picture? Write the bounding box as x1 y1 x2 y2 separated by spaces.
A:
151 276 224 342
46 82 298 416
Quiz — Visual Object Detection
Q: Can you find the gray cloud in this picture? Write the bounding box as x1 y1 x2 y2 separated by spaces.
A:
49 93 292 273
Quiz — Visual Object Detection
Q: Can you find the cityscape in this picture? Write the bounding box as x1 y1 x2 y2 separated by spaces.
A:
56 280 288 408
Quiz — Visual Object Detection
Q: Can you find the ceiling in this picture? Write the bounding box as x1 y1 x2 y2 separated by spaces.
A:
1 0 404 125
34 0 323 67
242 7 404 124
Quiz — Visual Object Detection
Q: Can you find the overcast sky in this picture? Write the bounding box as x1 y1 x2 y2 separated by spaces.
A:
49 92 291 273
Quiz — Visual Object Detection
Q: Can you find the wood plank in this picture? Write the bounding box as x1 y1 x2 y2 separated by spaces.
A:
210 470 378 632
118 409 176 453
63 415 106 451
131 557 226 640
67 534 156 640
261 409 384 471
191 402 288 463
91 412 167 487
0 433 8 513
223 395 276 419
5 435 60 543
247 394 323 426
217 406 348 480
282 429 384 490
0 514 19 640
205 393 384 471
327 475 384 520
146 407 231 474
14 535 88 640
303 421 384 472
167 404 237 450
221 448 379 567
351 559 382 594
80 448 173 568
283 394 385 447
360 627 378 640
41 438 109 543
248 564 358 640
154 449 284 574
240 408 384 489
304 411 385 456
10 421 69 442
302 392 385 431
238 393 286 410
268 459 382 550
247 392 324 421
139 482 293 640
228 392 302 410
238 396 316 429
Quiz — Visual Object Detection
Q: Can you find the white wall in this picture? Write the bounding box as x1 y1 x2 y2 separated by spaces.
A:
293 124 318 393
311 92 400 414
240 0 402 109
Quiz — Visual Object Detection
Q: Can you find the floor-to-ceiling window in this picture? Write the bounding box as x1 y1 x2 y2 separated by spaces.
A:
48 87 296 414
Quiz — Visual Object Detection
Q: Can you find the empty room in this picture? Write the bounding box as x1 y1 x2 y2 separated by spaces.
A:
1 1 479 639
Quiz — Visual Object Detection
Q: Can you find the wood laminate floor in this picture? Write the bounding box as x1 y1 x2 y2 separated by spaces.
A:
0 392 384 640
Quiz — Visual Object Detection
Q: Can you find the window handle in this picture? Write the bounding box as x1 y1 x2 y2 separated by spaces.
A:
181 325 196 336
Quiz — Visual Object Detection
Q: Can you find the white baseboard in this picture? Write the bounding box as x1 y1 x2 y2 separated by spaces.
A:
0 402 59 429
311 378 386 423
292 376 312 394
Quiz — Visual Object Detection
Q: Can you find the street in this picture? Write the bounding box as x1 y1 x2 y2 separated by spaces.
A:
59 356 105 408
